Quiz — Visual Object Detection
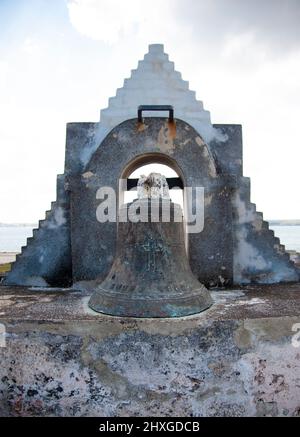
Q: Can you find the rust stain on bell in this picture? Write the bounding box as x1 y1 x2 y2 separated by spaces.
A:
88 173 213 318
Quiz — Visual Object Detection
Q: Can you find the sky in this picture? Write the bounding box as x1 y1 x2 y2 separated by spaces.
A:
0 0 299 223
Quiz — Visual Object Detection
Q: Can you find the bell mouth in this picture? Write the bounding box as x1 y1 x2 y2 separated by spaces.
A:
88 287 213 318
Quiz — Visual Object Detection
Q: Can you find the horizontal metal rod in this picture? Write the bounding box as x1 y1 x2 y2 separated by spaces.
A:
127 177 183 191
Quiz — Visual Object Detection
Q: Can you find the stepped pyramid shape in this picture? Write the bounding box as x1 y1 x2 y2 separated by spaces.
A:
99 44 223 144
4 44 299 288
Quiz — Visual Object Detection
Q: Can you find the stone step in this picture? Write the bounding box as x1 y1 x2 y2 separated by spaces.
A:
265 231 291 259
15 253 22 262
123 77 190 92
6 198 62 277
242 190 251 205
262 220 269 230
234 194 289 265
101 108 136 119
122 94 200 110
38 219 46 228
181 101 204 112
108 97 119 108
278 247 286 255
170 79 189 91
103 103 202 120
253 211 288 252
26 236 34 246
143 52 169 63
115 88 126 98
163 62 175 72
282 252 293 263
32 229 39 238
137 60 154 72
130 65 178 80
255 211 263 220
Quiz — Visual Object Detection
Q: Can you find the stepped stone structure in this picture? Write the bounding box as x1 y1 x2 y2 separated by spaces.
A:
1 44 300 419
3 44 299 287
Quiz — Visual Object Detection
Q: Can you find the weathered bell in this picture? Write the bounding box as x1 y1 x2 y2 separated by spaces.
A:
88 173 213 317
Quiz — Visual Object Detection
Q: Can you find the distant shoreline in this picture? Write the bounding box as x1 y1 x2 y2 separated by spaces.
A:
268 220 300 226
0 223 37 227
0 221 299 254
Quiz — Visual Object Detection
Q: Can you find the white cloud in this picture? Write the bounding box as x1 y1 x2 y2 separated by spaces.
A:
67 0 147 43
67 0 184 47
22 37 40 55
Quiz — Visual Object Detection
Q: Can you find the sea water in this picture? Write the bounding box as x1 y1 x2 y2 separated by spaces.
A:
0 225 299 253
0 226 35 252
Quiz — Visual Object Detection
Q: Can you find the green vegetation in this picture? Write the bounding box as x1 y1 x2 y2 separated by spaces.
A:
0 263 11 273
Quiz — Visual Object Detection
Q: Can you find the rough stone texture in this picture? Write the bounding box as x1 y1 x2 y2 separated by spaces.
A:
69 117 298 286
4 44 299 287
210 124 243 176
1 284 300 417
3 175 72 287
70 118 234 286
232 178 298 284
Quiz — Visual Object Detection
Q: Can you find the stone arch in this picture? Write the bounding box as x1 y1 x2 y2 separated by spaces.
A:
118 152 185 207
70 117 233 286
87 118 218 187
120 152 185 181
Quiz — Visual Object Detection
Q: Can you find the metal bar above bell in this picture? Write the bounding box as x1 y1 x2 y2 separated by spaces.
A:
127 177 183 191
138 105 174 123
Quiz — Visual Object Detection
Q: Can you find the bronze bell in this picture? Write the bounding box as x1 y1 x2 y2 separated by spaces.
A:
88 173 213 317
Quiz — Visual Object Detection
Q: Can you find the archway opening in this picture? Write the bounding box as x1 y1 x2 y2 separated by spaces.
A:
124 163 184 208
119 153 188 251
119 153 185 209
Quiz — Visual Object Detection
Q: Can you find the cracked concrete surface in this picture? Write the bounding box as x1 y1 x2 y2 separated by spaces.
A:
0 284 300 416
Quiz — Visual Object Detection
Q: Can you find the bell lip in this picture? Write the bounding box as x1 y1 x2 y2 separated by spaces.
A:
88 288 213 318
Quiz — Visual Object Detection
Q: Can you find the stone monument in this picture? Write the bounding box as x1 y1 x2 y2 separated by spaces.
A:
3 44 299 287
1 44 300 418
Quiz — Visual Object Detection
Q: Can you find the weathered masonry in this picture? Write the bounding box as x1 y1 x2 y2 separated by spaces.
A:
4 44 299 288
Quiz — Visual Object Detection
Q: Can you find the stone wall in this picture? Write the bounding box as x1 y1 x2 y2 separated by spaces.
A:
3 175 72 287
3 43 299 287
70 118 234 286
1 284 300 416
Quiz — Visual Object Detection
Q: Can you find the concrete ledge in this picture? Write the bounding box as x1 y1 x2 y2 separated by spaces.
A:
0 284 300 416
